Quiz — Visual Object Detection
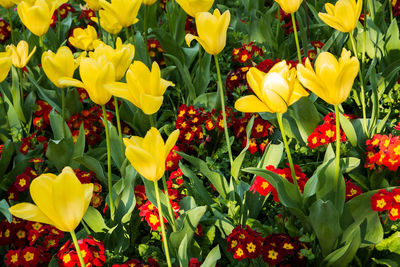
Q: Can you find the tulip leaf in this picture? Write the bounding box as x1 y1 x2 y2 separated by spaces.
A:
49 109 72 140
194 49 212 96
0 140 15 177
10 67 26 123
290 97 320 143
178 152 230 199
134 32 151 67
73 155 107 188
178 235 189 267
0 199 12 223
46 139 74 171
73 124 86 159
338 110 358 147
258 142 284 168
153 27 185 63
106 119 124 170
201 245 221 267
231 116 254 181
83 206 109 233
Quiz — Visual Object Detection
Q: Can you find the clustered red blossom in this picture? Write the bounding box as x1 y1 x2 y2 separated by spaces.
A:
56 236 106 267
250 164 309 202
226 226 308 265
345 180 362 201
232 42 264 64
7 167 38 202
112 257 160 267
233 113 273 154
185 16 196 35
307 113 351 149
277 9 297 34
74 169 104 208
165 145 182 171
2 218 64 267
0 18 11 44
371 188 400 220
19 133 48 155
147 38 166 68
50 3 75 27
393 0 400 17
365 134 400 171
33 100 52 130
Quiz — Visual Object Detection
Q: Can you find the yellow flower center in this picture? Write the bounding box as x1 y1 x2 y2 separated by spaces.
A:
149 214 159 226
231 240 237 248
283 243 294 250
377 199 386 208
261 181 270 189
247 242 256 253
268 249 278 260
24 252 34 262
235 248 244 257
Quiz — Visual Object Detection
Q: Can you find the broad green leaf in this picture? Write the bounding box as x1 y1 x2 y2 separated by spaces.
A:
231 116 254 180
83 206 109 233
201 245 221 267
0 199 12 222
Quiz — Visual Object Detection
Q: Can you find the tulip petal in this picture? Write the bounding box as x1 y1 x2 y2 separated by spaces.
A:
139 93 163 115
105 82 138 107
125 144 158 181
165 129 180 158
58 77 85 88
246 67 265 100
235 95 272 113
9 203 55 225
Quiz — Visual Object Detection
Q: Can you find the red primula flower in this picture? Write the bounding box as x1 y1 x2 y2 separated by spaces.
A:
371 189 392 211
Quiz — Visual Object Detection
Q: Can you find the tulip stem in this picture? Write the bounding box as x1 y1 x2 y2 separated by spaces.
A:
101 105 115 217
96 11 105 42
349 32 368 137
291 13 302 63
70 230 86 267
334 105 341 190
154 181 172 267
148 114 155 127
7 8 14 44
214 55 233 167
114 97 124 155
144 4 149 47
276 113 301 196
161 175 176 231
61 88 66 122
276 7 281 40
389 0 393 21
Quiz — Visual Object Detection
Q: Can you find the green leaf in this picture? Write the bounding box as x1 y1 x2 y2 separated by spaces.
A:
338 111 357 147
46 139 74 171
0 140 15 177
231 116 254 180
178 235 189 267
289 97 321 143
0 199 12 222
259 142 284 168
83 206 109 233
113 172 137 224
201 245 221 267
73 124 86 159
376 232 400 254
107 119 124 169
49 109 72 140
73 155 107 187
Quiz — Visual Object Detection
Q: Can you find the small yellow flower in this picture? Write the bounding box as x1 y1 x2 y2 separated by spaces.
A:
41 46 77 88
0 50 12 83
175 0 214 17
296 48 359 105
124 128 180 182
106 61 174 115
318 0 362 33
68 25 98 51
185 9 230 55
274 0 303 14
6 40 36 68
235 61 308 113
9 167 93 232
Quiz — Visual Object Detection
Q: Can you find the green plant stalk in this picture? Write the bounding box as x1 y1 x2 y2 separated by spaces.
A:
17 68 24 108
96 11 105 42
0 93 11 136
148 114 155 127
389 0 393 21
275 7 281 40
276 113 301 196
70 230 86 267
334 105 341 189
349 31 368 137
7 8 14 44
214 55 233 166
144 4 149 47
39 35 47 51
61 88 66 122
367 0 375 20
101 105 115 217
114 96 124 155
161 175 176 231
291 13 302 63
154 181 172 267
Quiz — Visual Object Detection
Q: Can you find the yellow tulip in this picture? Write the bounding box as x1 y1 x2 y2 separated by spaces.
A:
91 9 123 35
85 0 100 11
41 46 78 89
6 40 36 68
98 0 142 28
0 51 12 83
90 38 135 81
9 167 93 232
185 9 230 55
274 0 303 14
175 0 214 17
142 0 157 5
235 61 308 114
17 0 66 36
124 128 180 182
318 0 362 33
296 48 359 105
106 61 174 115
0 0 14 8
68 25 98 51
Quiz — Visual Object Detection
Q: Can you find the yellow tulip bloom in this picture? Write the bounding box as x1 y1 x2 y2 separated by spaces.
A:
85 0 100 11
9 167 93 232
0 51 12 83
235 61 308 114
106 61 174 115
90 38 135 81
6 40 36 69
296 48 359 105
41 46 78 89
142 0 157 5
17 0 66 36
124 128 180 182
274 0 303 14
68 25 98 51
0 0 14 8
176 0 214 17
91 9 123 35
318 0 362 33
185 9 230 55
98 0 142 28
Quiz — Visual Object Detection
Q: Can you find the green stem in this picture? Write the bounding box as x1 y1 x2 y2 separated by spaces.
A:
96 10 105 42
61 88 65 121
214 55 233 166
70 230 86 267
17 68 24 108
334 105 341 190
367 0 375 21
0 93 11 137
389 0 393 21
102 105 114 217
276 113 301 195
125 27 130 42
154 181 172 267
114 96 124 155
7 8 14 44
275 7 281 40
144 4 149 47
161 175 176 231
291 12 302 63
349 31 368 137
148 114 155 127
